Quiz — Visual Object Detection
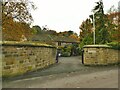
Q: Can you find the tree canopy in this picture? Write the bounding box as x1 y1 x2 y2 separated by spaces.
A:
2 0 36 24
80 0 112 45
79 0 119 49
2 16 32 41
92 0 110 44
2 0 35 41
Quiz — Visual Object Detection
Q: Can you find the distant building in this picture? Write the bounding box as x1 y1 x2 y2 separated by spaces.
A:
53 36 79 47
30 34 80 47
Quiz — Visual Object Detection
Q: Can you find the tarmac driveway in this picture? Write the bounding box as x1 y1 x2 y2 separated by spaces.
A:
3 56 118 88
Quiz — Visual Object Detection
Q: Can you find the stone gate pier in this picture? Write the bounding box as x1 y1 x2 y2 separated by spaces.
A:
83 45 119 65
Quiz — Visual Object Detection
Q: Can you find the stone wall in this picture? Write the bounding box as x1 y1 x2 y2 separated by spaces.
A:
2 41 56 77
83 45 120 65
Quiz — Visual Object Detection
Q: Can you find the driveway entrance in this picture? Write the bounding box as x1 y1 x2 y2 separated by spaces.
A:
3 56 118 88
3 56 117 81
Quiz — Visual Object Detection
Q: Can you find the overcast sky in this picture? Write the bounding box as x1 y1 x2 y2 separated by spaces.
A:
31 0 119 35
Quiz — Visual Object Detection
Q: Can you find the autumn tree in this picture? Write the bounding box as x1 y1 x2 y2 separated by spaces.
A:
106 5 120 42
79 0 120 50
3 16 32 41
2 0 36 24
2 0 36 41
79 18 93 46
107 12 120 42
69 34 79 41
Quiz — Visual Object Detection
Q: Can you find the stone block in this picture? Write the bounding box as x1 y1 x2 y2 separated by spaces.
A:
83 45 119 65
2 42 56 77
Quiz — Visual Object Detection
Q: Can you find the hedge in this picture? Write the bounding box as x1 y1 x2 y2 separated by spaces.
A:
107 42 120 50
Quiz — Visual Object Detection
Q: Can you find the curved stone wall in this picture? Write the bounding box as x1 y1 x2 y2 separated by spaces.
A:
2 41 56 77
83 45 119 65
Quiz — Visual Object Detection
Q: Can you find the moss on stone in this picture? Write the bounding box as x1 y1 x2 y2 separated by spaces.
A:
1 41 56 48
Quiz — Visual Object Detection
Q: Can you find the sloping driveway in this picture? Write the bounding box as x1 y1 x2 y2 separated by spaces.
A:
3 56 118 88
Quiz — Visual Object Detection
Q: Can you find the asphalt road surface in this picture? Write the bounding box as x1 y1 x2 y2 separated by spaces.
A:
3 56 119 88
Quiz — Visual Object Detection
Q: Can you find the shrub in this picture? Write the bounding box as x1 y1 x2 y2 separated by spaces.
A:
107 42 120 50
61 45 71 57
61 52 71 57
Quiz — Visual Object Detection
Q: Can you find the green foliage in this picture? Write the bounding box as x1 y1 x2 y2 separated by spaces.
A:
92 0 110 44
107 42 120 50
68 30 74 36
79 36 93 55
60 44 80 57
82 36 93 45
72 44 81 55
79 18 92 41
79 34 93 50
61 52 71 57
79 0 112 55
79 0 115 48
32 25 42 34
61 45 72 57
